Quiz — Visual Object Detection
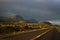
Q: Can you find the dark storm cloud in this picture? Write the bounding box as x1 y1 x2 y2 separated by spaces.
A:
0 0 60 20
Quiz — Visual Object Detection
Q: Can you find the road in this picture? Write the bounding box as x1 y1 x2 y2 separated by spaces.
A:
0 29 52 40
35 28 60 40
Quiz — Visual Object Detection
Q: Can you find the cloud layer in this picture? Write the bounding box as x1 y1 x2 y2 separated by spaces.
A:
0 0 60 20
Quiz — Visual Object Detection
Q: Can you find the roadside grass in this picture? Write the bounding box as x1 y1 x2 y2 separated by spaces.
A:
56 27 60 32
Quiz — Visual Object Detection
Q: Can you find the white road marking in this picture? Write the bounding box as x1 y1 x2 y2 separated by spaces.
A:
31 29 52 40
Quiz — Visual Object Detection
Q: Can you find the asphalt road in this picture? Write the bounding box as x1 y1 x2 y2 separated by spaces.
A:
35 28 60 40
0 29 52 40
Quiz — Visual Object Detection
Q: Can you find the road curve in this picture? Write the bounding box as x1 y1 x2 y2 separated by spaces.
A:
0 29 52 40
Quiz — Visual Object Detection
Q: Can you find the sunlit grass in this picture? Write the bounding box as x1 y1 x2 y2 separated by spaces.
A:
56 27 60 32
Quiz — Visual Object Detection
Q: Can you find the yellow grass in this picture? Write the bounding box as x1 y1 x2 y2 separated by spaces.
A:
56 27 60 32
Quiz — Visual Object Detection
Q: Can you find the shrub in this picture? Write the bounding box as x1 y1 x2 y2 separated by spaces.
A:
24 26 29 30
0 26 21 34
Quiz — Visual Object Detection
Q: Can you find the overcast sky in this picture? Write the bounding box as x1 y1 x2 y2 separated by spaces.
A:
0 0 60 21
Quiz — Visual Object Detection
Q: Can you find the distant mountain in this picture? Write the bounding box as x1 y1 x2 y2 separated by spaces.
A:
41 21 52 25
49 21 60 25
0 15 24 22
10 15 24 21
25 19 38 23
39 21 52 25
